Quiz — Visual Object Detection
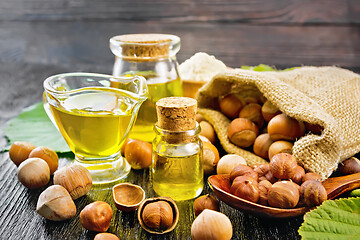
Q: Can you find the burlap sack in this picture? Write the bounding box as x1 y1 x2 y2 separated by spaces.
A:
196 66 360 179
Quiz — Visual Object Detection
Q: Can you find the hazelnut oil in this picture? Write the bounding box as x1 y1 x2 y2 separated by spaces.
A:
48 89 135 159
152 150 203 201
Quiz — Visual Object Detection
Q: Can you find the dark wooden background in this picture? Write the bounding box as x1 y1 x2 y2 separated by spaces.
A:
0 0 359 239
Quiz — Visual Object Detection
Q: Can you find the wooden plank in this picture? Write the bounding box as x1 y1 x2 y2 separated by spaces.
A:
0 21 359 72
0 0 359 24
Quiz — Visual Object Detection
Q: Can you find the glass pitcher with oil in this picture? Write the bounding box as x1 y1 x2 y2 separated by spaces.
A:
43 73 148 184
109 34 183 142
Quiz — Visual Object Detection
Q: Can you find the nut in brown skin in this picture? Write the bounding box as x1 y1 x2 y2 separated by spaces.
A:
300 180 327 207
270 153 298 179
338 157 360 175
302 172 322 183
230 175 259 203
267 181 299 209
258 180 272 206
229 164 259 182
80 201 113 232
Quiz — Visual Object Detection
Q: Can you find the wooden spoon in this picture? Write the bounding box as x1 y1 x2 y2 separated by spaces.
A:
208 172 360 218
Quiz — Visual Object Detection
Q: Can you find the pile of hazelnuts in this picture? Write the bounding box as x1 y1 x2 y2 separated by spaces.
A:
219 94 322 160
229 152 327 209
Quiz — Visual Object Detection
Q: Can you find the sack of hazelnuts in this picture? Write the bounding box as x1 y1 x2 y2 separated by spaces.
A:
196 66 360 179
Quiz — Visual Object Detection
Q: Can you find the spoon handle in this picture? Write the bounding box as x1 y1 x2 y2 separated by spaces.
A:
322 172 360 199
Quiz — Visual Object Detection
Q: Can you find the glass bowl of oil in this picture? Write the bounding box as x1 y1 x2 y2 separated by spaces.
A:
43 73 148 184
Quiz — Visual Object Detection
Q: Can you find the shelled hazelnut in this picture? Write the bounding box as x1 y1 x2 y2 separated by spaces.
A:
230 175 259 203
267 181 299 208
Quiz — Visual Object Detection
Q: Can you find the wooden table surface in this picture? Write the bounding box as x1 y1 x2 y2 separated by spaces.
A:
0 1 359 239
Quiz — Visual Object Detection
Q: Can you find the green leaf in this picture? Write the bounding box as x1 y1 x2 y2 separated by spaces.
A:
350 189 360 197
3 102 71 153
299 197 360 240
240 64 299 72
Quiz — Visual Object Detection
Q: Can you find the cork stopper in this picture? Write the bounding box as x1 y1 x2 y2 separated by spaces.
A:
110 34 180 61
156 97 197 131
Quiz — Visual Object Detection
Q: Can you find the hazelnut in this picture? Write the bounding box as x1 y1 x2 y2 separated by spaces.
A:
36 185 76 221
191 209 232 240
261 101 281 122
217 154 247 175
230 176 259 203
29 146 59 174
267 181 299 208
202 142 220 175
138 197 179 234
253 164 270 178
291 165 306 185
94 233 120 240
17 158 50 189
124 139 152 169
219 94 243 119
199 121 216 144
199 135 211 143
228 118 259 148
80 201 113 232
258 180 272 205
338 157 360 175
270 153 298 179
9 141 36 166
229 164 259 182
300 180 327 207
53 164 92 200
196 114 206 123
268 140 293 160
194 194 220 216
121 138 133 156
302 172 322 183
264 171 277 184
267 113 305 141
253 133 274 159
239 103 264 128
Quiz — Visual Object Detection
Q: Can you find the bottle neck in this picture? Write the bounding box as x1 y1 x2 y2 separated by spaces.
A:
154 123 201 144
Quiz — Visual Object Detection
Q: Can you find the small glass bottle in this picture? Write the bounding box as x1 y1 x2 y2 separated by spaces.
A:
109 34 183 142
152 97 203 201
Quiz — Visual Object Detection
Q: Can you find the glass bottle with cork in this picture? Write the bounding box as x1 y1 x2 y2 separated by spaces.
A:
152 97 203 201
109 34 183 142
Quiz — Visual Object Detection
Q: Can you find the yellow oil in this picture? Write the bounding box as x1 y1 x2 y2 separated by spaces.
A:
49 89 135 159
152 152 203 201
112 74 182 142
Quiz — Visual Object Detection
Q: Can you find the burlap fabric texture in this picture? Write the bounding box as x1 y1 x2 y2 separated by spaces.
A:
196 66 360 179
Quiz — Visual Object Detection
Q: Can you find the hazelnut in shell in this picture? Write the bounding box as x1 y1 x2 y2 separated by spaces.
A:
9 141 36 166
120 138 133 156
267 181 299 209
137 197 179 234
230 175 259 203
217 154 247 175
219 94 243 119
261 100 281 122
29 146 59 174
199 121 217 144
53 164 92 200
94 233 120 240
112 183 145 212
191 209 233 240
202 142 220 175
253 164 270 178
80 201 113 232
36 185 76 221
267 113 305 141
268 141 293 161
194 194 220 216
239 103 264 128
124 139 152 169
17 157 50 189
228 118 259 148
253 133 274 159
270 153 298 179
